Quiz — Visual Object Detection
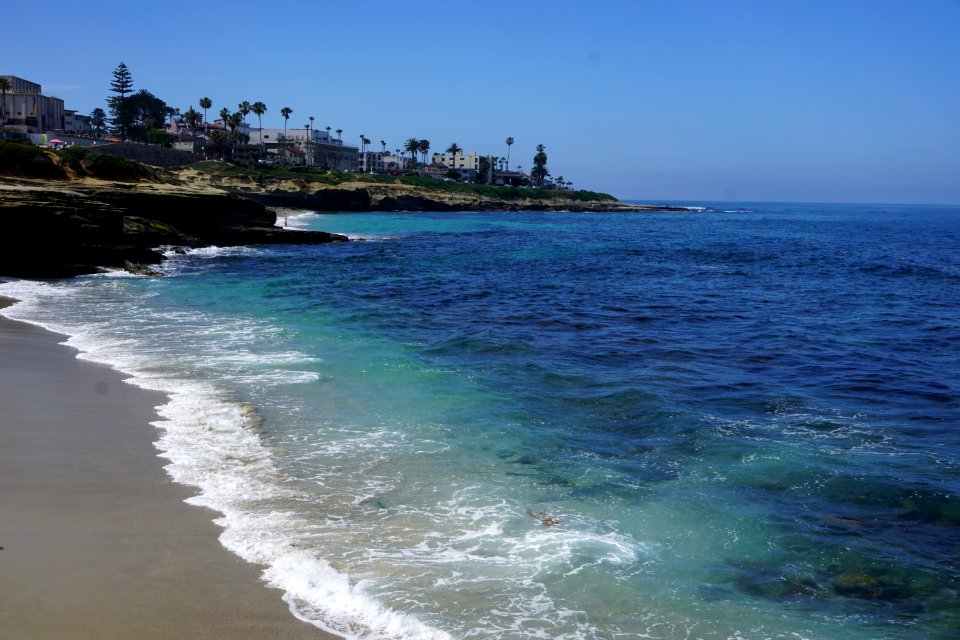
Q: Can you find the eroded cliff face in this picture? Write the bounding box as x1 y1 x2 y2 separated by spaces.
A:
0 180 348 278
169 166 652 213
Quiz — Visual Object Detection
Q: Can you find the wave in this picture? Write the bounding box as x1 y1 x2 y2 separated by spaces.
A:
0 278 452 640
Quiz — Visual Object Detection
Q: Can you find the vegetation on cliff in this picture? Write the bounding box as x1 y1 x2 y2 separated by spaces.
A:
188 160 617 203
0 141 162 182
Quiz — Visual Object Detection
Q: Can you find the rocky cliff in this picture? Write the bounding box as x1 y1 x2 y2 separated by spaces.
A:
0 180 348 278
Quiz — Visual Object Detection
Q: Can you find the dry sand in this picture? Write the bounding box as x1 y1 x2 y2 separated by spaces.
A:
0 297 334 639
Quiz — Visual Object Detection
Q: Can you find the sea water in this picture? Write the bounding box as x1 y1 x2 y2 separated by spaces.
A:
2 202 959 640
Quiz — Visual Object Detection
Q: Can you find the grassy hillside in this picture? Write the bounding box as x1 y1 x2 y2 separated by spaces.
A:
0 141 163 182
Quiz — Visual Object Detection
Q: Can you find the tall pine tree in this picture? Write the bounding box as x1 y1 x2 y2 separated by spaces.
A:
108 62 134 140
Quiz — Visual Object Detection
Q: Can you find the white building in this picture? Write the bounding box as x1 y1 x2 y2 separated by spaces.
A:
432 151 487 171
248 128 359 170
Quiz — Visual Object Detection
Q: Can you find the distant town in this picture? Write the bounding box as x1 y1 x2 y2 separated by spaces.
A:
0 69 572 191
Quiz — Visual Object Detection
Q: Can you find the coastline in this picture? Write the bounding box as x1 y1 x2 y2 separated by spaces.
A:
0 296 335 639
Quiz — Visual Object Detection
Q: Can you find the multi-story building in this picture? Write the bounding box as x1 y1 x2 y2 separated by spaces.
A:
0 75 65 133
63 110 92 135
432 151 488 171
358 151 407 173
249 128 359 170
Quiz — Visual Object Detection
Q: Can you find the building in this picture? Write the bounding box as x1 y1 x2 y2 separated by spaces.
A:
358 150 406 173
432 151 488 171
63 110 92 135
421 162 448 178
249 127 359 170
0 75 65 133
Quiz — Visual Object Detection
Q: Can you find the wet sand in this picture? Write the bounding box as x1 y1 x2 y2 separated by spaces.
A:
0 298 334 639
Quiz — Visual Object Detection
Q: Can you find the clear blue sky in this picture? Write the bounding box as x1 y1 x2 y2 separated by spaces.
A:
7 0 960 204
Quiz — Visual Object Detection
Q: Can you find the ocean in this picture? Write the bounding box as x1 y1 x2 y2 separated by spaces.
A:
2 201 959 640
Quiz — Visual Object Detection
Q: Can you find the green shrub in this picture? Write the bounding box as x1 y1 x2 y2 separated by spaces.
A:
83 151 157 182
0 141 67 179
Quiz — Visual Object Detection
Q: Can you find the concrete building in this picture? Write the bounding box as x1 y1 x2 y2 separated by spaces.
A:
358 150 406 173
0 75 65 133
432 151 487 171
63 110 92 135
249 127 359 170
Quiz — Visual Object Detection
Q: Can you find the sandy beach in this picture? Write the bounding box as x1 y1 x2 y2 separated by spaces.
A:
0 297 333 640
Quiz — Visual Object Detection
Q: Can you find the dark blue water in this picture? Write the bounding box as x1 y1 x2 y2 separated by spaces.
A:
4 201 959 639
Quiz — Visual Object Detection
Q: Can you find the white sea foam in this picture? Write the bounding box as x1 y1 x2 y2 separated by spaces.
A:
0 277 453 640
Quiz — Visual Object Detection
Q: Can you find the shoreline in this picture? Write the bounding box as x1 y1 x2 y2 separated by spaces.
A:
0 295 335 639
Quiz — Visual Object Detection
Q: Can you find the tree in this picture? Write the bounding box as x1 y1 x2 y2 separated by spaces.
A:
445 142 462 171
251 101 266 156
227 111 243 156
120 89 172 142
199 97 212 128
531 143 549 187
182 107 200 151
404 137 420 168
0 77 10 134
90 108 106 138
335 128 343 169
362 136 372 171
505 137 514 171
108 62 134 140
280 106 292 140
418 139 430 165
238 101 251 123
478 155 492 184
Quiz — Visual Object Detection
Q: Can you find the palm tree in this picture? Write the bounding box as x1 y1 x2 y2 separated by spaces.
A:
505 137 514 171
280 107 292 141
199 97 212 130
362 137 372 171
359 133 366 171
335 128 343 170
216 107 229 159
404 137 419 168
90 108 106 139
556 176 564 190
182 106 200 130
0 77 11 134
418 139 430 165
251 101 266 156
445 142 462 172
380 139 386 154
532 143 549 187
238 101 251 123
228 111 243 157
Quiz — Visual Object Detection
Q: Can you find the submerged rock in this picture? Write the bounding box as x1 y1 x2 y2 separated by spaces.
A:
123 260 162 276
832 572 885 599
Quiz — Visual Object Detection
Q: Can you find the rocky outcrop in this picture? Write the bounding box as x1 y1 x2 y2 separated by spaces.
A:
172 165 687 213
0 181 348 278
240 188 373 211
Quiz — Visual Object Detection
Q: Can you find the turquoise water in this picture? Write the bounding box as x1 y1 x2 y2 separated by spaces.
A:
3 202 959 639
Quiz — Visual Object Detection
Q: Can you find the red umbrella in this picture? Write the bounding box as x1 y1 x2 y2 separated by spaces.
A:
49 139 64 144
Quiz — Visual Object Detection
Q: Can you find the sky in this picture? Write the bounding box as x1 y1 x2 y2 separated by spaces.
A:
6 0 959 204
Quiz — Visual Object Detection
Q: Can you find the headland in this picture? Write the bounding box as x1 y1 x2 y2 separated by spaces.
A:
0 140 683 278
